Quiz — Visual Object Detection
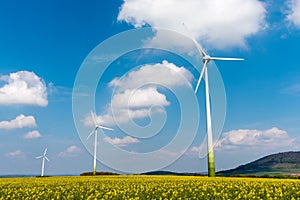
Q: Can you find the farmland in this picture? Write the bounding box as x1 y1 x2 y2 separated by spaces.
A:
1 175 300 199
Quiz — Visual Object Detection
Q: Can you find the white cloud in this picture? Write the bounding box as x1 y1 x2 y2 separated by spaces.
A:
0 71 48 106
189 146 202 153
112 87 170 109
142 30 196 55
83 112 117 127
118 0 266 49
215 127 296 150
186 127 298 161
287 0 300 27
84 108 164 127
104 136 140 147
109 60 193 90
0 114 37 130
6 150 25 157
58 145 82 157
157 149 181 158
84 60 193 126
24 130 41 139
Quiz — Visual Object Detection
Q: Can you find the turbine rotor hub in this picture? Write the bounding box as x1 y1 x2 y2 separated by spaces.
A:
203 55 211 63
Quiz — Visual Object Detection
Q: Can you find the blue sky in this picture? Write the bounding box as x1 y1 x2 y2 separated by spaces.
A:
0 0 300 175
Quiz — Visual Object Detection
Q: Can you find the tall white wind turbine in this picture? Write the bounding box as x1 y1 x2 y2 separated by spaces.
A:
36 148 50 177
87 111 113 175
183 23 244 177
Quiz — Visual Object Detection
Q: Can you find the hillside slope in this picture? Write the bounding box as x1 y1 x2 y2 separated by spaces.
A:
217 151 300 176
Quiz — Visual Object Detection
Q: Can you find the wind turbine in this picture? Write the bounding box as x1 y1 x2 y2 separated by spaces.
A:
36 148 50 177
87 110 113 175
183 23 244 177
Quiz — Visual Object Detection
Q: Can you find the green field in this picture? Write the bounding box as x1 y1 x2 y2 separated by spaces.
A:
1 175 300 199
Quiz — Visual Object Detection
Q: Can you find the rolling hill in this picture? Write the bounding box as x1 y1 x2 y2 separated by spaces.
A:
217 151 300 176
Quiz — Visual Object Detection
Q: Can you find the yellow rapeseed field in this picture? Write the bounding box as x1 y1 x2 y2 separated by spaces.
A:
0 175 300 199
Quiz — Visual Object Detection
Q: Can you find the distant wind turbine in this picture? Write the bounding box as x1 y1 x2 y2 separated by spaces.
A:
183 23 244 177
36 148 50 177
87 110 113 175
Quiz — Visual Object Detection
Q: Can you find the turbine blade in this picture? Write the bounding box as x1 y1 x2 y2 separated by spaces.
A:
43 148 47 156
90 110 98 126
210 57 244 61
86 129 95 140
195 60 208 94
193 38 207 58
45 156 50 162
99 125 114 131
36 156 43 159
182 23 207 58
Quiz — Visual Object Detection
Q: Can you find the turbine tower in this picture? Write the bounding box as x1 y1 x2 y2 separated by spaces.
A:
183 23 244 177
36 148 50 177
87 110 113 175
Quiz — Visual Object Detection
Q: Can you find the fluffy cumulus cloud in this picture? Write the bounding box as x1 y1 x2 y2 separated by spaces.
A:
0 114 37 130
84 60 193 126
186 127 298 160
58 145 82 157
0 71 48 106
104 136 140 147
215 127 296 150
287 0 300 27
111 87 170 109
118 0 266 49
24 130 41 139
109 60 193 90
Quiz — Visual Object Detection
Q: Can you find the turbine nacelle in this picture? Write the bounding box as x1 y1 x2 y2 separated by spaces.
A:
86 111 114 140
96 125 114 131
36 148 50 161
90 110 114 131
203 55 212 62
203 55 244 64
195 51 244 94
